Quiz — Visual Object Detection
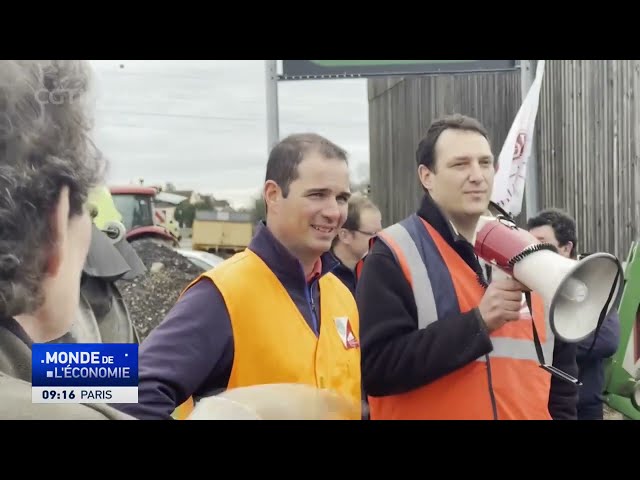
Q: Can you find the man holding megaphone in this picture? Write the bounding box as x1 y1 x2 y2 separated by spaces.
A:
356 114 581 420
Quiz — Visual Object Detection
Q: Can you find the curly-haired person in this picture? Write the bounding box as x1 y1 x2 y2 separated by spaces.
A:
0 60 133 420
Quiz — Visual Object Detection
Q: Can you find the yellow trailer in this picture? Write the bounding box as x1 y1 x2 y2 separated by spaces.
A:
191 210 254 255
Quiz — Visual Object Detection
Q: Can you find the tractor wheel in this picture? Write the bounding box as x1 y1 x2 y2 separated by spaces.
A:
86 277 140 344
53 289 103 343
49 277 140 345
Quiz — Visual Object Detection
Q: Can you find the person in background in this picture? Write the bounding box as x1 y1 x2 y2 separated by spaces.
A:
0 60 133 420
527 208 620 420
114 133 363 420
329 193 381 419
356 113 579 420
330 193 382 296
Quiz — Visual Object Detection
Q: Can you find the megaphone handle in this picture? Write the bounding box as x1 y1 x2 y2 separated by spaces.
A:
524 291 582 386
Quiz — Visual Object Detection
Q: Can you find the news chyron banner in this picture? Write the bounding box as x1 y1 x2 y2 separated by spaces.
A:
31 343 138 404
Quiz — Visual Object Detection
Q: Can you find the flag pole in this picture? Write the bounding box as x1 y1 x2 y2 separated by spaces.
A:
521 60 540 220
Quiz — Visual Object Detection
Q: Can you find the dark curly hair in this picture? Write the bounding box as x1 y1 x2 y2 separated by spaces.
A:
0 60 106 317
526 208 577 258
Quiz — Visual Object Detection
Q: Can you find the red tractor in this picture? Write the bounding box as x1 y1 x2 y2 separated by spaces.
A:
110 185 180 248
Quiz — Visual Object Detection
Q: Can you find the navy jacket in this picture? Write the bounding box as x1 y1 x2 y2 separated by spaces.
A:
576 309 620 420
113 222 341 420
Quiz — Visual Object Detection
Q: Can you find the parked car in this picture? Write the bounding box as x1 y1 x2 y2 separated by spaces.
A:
175 248 224 271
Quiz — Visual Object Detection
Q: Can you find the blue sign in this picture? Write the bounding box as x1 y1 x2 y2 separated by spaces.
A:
32 343 138 387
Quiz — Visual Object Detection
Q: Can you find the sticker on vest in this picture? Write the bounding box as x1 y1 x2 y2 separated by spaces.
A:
334 317 359 349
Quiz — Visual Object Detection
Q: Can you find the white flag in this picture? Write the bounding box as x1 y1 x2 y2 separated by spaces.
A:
491 60 546 216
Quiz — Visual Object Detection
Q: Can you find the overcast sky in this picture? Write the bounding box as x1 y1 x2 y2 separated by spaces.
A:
88 60 369 209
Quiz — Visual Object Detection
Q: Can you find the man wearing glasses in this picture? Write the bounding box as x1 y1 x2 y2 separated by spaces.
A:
330 193 382 296
330 193 381 419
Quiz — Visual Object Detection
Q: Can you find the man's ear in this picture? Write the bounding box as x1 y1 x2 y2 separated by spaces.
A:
338 228 351 245
418 164 434 191
46 186 71 276
263 180 281 211
560 241 574 258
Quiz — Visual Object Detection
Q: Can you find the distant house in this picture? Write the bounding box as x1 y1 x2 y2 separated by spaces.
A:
174 190 202 205
155 191 189 206
209 197 233 212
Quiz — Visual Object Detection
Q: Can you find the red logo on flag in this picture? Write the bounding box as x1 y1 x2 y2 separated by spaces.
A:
514 132 526 159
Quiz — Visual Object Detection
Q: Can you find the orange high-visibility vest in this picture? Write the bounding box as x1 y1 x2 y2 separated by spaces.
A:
173 249 362 420
366 214 554 420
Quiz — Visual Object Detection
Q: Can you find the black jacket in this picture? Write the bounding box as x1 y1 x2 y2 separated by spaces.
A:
329 250 357 297
355 193 579 420
576 310 620 419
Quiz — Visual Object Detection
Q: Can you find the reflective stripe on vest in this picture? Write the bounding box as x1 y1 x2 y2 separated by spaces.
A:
377 223 438 330
376 215 554 364
477 337 553 364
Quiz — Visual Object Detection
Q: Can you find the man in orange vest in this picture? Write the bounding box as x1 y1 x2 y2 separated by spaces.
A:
113 133 362 420
356 114 579 420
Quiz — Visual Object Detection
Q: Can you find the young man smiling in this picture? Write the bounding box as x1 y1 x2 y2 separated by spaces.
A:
115 133 363 420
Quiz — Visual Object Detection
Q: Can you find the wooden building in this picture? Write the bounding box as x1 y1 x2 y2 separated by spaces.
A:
367 60 640 259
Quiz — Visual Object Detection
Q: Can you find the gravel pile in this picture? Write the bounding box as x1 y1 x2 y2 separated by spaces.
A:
116 239 205 341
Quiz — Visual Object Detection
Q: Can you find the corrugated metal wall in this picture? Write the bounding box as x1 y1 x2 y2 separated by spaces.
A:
368 71 521 226
535 60 640 258
368 60 640 259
